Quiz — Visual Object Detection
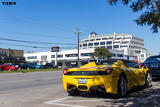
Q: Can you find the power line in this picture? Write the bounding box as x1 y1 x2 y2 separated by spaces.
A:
0 42 50 49
0 29 77 40
0 37 77 45
0 42 77 49
0 13 91 39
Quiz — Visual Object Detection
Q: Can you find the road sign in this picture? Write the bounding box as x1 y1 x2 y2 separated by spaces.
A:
51 46 59 52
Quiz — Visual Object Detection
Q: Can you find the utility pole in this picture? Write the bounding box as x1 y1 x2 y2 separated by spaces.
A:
75 27 81 67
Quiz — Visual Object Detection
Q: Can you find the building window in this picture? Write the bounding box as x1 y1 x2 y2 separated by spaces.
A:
114 41 120 44
124 37 131 39
113 45 119 48
65 54 77 57
100 42 105 45
57 54 63 58
27 56 37 59
51 55 55 58
122 41 129 44
88 43 93 46
112 54 116 57
81 53 92 56
84 40 89 42
83 44 87 46
41 56 47 61
116 38 122 40
0 51 6 56
102 38 107 40
117 54 123 57
107 46 112 49
90 39 95 41
141 54 144 58
94 42 99 46
80 44 82 47
106 41 112 44
121 45 128 48
96 38 101 41
108 37 113 39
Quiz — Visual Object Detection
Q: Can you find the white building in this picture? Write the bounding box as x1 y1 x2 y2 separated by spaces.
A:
24 48 126 66
24 32 147 66
80 32 147 62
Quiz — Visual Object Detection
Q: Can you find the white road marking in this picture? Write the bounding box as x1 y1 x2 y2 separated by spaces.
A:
62 99 106 102
45 102 87 107
44 96 109 107
44 97 87 107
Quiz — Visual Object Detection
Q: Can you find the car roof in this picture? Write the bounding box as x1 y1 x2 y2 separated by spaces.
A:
148 55 160 58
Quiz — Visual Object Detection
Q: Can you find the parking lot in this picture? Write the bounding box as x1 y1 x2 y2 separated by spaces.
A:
0 71 160 107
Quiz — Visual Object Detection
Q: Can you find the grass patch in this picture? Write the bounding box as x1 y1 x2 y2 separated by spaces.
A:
0 68 63 73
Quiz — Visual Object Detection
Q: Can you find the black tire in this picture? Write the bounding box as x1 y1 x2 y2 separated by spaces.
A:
117 75 127 97
67 88 79 96
145 72 152 88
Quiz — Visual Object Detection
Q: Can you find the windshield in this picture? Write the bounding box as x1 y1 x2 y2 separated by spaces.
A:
89 59 118 65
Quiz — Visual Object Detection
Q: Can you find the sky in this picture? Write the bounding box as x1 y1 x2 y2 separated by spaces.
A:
0 0 159 54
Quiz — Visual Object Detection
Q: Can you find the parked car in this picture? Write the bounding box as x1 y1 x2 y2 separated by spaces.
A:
142 55 160 77
18 63 36 70
63 59 152 97
42 63 56 69
29 63 42 69
0 64 18 71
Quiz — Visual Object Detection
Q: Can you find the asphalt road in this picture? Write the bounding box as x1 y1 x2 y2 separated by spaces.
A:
0 71 160 107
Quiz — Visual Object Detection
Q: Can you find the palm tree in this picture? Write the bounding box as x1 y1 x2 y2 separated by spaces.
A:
91 48 112 59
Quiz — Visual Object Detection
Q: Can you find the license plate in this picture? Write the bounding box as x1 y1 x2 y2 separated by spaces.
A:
78 79 87 84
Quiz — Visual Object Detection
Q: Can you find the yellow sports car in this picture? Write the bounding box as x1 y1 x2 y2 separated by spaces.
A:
63 59 152 97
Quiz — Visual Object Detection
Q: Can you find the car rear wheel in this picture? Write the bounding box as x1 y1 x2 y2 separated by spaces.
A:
145 72 152 88
67 88 79 96
117 75 127 97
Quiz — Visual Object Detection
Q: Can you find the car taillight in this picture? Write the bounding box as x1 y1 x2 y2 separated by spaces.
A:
63 69 68 75
67 83 70 87
106 68 113 74
100 85 105 88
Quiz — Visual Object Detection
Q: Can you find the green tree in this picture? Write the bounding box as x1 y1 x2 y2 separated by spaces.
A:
91 48 112 59
108 0 160 33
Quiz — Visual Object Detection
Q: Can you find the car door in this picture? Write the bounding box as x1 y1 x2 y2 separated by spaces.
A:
123 61 142 87
128 61 145 86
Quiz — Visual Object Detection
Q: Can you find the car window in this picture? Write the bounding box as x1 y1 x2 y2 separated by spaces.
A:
123 61 139 68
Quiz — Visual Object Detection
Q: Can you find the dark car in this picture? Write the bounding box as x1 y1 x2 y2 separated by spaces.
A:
143 55 160 77
42 63 56 69
18 63 36 70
